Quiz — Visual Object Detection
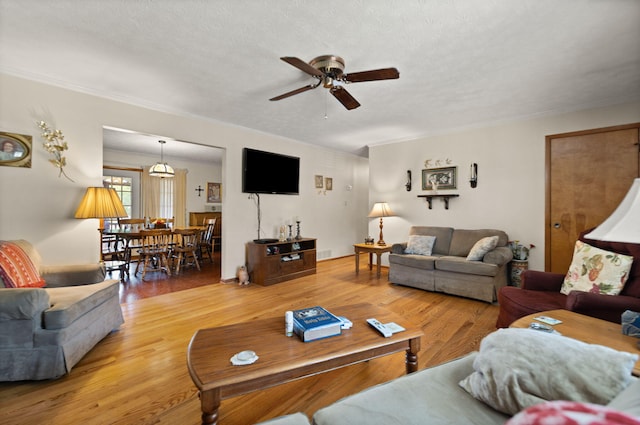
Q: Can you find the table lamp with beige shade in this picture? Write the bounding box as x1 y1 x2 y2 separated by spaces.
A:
368 202 395 246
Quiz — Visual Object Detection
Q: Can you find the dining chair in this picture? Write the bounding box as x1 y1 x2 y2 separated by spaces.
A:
117 217 146 273
198 218 216 263
100 230 128 282
172 228 201 274
136 229 173 280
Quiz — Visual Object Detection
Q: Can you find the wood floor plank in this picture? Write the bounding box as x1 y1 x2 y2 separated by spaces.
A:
0 256 499 425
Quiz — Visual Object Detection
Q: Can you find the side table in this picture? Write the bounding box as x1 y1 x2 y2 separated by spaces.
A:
354 243 393 278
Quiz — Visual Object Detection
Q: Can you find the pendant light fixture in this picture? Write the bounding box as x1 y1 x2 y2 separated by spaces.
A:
149 140 174 178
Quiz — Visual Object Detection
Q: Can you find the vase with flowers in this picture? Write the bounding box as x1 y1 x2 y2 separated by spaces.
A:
508 241 535 287
509 241 535 261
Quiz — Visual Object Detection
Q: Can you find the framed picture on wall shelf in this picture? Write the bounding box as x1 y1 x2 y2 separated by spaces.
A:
315 175 324 188
422 166 457 190
325 177 333 191
0 132 32 168
207 182 222 203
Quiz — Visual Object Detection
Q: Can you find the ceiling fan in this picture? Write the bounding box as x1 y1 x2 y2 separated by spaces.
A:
269 55 399 110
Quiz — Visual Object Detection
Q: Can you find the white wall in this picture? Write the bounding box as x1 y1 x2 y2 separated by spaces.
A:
369 101 640 271
0 74 368 280
103 147 223 217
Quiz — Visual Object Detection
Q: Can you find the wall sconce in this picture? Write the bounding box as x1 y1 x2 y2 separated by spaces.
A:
405 170 412 191
470 163 478 188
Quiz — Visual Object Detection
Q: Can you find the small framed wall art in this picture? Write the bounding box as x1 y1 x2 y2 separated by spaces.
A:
0 132 32 168
422 166 457 190
315 175 324 189
207 182 222 203
325 177 333 191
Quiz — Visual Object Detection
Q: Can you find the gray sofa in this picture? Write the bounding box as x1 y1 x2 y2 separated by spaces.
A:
0 239 124 381
388 226 513 302
258 330 640 425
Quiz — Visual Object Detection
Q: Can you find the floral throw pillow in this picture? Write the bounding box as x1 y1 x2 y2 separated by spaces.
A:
561 241 633 296
466 236 499 261
404 235 436 256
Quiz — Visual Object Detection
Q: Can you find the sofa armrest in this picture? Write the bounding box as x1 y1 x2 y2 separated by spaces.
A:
41 263 107 287
482 246 513 266
567 291 640 323
0 288 50 320
391 243 407 255
521 270 565 291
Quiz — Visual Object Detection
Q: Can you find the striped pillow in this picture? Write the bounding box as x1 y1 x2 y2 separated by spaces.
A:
0 241 46 288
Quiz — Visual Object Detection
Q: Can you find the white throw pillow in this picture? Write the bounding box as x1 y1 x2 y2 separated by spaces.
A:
561 241 633 296
459 328 638 416
404 235 436 256
466 236 499 261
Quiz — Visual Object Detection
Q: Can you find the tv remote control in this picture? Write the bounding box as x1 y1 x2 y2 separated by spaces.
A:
367 318 392 337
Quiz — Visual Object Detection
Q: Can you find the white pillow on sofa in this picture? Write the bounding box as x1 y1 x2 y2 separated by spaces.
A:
561 241 633 296
404 235 436 256
459 328 638 416
466 236 499 261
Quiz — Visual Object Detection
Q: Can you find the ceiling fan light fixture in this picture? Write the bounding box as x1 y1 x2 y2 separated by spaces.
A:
270 54 399 110
323 76 334 88
149 140 175 178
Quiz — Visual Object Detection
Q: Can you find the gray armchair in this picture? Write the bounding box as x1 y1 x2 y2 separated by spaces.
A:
0 240 124 381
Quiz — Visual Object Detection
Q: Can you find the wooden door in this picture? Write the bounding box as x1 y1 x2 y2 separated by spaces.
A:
546 123 640 273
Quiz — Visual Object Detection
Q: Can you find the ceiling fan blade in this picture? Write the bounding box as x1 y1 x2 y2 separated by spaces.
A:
269 84 318 101
330 86 361 110
343 67 400 83
280 57 324 77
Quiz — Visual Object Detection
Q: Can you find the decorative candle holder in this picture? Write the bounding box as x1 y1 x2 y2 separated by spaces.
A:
295 221 301 240
287 225 293 241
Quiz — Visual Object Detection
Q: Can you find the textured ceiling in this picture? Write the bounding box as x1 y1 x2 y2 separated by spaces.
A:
1 0 639 158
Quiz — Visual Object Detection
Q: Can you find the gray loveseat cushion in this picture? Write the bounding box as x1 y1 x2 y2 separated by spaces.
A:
436 256 498 277
449 229 509 257
313 353 509 425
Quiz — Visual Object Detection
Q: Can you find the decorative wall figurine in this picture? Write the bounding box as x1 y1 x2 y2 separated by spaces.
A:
36 121 73 181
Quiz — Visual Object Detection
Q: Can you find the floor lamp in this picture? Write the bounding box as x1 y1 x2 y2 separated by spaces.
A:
75 187 128 259
368 202 395 246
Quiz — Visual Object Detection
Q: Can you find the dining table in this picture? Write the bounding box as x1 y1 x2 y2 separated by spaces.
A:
101 226 204 276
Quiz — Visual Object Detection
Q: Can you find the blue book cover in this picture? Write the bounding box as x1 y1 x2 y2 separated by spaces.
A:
292 306 342 342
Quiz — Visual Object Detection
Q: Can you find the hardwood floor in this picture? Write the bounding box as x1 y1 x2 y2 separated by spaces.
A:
0 255 499 425
116 252 222 303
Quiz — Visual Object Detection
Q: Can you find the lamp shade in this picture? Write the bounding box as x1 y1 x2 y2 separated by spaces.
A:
368 202 395 218
74 187 128 219
149 162 175 177
585 178 640 243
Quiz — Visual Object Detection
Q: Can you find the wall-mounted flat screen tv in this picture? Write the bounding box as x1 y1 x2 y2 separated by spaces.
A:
242 148 300 195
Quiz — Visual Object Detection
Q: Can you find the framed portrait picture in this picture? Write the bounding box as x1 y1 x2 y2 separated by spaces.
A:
207 182 222 203
422 166 457 190
325 177 333 191
0 132 32 168
315 175 324 189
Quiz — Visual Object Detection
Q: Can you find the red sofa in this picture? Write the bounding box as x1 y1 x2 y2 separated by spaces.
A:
496 230 640 328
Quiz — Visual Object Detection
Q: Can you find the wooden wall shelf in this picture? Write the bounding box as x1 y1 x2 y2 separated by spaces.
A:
417 194 460 209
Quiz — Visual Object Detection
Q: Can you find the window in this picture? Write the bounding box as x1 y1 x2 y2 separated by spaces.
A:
103 175 133 229
103 176 133 216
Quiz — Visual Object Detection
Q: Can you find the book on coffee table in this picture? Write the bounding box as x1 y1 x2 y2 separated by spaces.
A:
292 306 342 342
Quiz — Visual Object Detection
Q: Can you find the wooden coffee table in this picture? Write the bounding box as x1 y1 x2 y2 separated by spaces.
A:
187 303 423 425
511 309 640 376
